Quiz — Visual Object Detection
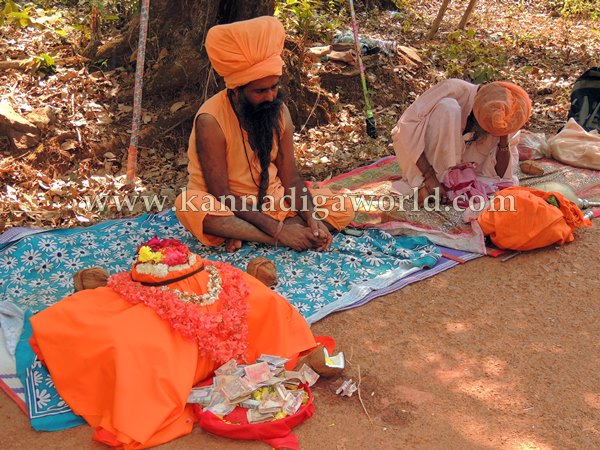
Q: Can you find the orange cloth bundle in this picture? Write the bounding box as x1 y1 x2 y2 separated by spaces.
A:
473 81 532 136
30 269 317 448
477 186 591 251
205 16 285 89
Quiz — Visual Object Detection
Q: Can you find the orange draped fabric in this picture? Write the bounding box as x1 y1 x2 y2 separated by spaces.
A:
477 186 591 251
29 264 317 449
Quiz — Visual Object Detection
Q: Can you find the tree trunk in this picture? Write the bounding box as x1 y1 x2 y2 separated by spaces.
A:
458 0 478 29
97 0 275 100
95 0 330 132
426 0 452 40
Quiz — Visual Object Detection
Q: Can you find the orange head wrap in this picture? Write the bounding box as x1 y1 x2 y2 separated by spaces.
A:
472 81 532 136
205 16 285 89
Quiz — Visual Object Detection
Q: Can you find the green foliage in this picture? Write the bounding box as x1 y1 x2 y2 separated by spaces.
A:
546 0 599 20
91 0 140 22
30 0 139 25
440 29 506 84
0 0 34 28
275 0 346 41
31 52 56 77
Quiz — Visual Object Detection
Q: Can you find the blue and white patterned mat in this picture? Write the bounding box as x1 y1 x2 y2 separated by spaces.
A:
0 210 440 324
1 210 441 430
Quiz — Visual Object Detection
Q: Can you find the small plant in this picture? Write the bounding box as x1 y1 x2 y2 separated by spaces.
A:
438 29 506 84
546 0 599 20
275 0 346 41
0 0 34 28
31 53 57 77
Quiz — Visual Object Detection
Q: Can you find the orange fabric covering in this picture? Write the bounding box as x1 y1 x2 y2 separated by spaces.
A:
477 186 591 251
473 81 532 136
29 265 317 449
176 89 354 246
205 16 285 89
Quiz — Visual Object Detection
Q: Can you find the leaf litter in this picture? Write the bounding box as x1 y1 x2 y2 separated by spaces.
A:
1 1 598 233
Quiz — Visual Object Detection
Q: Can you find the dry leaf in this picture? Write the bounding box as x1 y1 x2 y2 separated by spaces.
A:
398 45 422 63
170 101 186 113
118 104 133 113
60 140 77 151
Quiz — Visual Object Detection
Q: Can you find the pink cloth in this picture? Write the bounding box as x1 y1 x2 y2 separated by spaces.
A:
391 79 519 194
442 163 513 208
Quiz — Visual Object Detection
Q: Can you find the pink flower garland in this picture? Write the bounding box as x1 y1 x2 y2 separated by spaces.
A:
108 262 250 364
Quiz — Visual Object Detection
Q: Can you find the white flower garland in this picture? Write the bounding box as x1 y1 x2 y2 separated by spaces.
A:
163 265 223 306
136 254 198 279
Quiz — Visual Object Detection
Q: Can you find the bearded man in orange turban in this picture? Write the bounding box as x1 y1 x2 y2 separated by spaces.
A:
391 79 532 206
175 16 354 252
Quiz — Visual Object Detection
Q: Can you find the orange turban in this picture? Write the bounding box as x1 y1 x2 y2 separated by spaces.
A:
472 81 532 136
205 16 285 89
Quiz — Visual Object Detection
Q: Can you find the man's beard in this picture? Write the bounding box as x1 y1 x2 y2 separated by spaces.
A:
237 90 284 206
238 89 284 159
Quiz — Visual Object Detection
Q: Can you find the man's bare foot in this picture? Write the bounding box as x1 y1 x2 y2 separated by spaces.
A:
224 238 242 253
417 174 448 207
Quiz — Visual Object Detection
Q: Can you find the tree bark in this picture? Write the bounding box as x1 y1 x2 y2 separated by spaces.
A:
95 0 332 135
458 0 478 29
96 0 275 100
427 0 452 40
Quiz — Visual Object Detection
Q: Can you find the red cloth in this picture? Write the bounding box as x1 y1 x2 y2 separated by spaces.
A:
442 162 513 208
194 384 314 450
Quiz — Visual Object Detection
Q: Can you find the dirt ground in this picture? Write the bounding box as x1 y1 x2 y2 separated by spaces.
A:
2 223 599 450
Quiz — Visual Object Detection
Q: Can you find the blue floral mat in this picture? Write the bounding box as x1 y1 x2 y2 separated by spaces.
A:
0 210 440 324
1 210 443 430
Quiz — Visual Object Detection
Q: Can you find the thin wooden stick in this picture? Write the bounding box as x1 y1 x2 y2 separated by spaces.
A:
458 0 478 29
356 364 373 423
427 0 452 39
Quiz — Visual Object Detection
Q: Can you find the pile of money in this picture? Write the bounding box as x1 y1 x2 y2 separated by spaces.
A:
187 355 319 424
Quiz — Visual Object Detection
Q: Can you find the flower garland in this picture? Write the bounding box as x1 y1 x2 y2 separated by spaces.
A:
168 265 222 306
108 262 250 364
135 236 196 278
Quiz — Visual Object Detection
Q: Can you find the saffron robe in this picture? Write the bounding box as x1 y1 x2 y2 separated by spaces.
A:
175 89 354 246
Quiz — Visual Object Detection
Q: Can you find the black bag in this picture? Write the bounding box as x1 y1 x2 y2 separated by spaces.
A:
568 67 600 132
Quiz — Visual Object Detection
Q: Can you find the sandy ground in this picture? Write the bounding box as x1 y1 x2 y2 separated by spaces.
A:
3 224 599 450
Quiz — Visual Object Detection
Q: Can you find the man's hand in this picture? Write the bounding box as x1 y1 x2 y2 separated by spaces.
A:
277 223 317 251
306 216 332 251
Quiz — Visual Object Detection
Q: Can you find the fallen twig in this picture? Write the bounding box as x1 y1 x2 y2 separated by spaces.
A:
0 56 90 72
0 59 32 71
356 364 373 424
300 87 322 134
